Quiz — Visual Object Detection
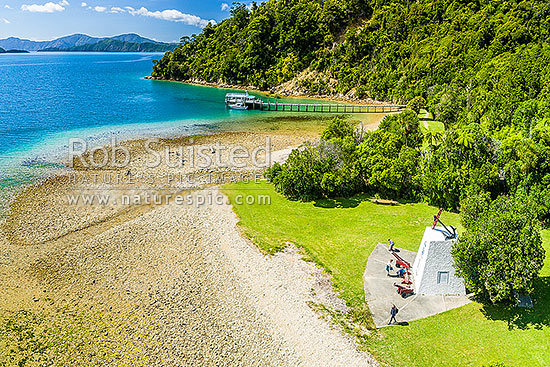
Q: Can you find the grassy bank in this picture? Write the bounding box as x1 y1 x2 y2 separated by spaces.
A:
222 181 459 304
223 181 550 366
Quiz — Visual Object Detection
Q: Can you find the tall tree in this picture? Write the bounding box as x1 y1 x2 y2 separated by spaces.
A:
453 194 545 303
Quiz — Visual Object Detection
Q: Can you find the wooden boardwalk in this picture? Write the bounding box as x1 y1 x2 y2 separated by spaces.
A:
251 101 406 113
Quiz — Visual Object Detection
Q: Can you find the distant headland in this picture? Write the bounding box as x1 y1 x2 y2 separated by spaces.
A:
0 47 29 54
0 33 176 53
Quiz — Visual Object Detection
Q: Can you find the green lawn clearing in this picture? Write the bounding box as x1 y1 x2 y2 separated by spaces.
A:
222 181 459 304
222 181 550 367
419 109 445 134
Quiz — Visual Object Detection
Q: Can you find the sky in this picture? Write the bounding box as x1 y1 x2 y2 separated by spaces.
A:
0 0 239 42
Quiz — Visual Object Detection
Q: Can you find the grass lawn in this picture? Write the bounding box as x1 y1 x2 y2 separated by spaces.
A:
222 181 550 367
419 109 445 133
423 119 445 133
222 181 459 304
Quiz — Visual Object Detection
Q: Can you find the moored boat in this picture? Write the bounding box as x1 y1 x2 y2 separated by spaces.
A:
225 91 261 110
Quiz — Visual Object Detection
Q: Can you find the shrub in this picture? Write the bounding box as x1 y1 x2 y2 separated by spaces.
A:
321 116 355 141
265 143 334 200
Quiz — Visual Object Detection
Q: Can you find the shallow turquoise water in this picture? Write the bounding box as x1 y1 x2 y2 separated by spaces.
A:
0 53 319 176
0 52 344 195
0 53 240 166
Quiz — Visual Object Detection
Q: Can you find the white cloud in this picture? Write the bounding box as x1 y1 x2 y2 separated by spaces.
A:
4 4 12 9
81 2 87 7
128 7 215 28
80 4 214 28
1 18 10 24
21 1 67 13
221 3 229 11
109 6 124 13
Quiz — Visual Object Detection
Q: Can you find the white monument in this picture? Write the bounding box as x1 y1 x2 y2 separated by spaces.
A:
413 226 466 296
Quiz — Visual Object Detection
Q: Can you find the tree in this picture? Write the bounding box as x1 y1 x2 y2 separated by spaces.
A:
408 96 426 114
379 109 423 148
434 94 460 129
357 130 420 198
459 190 491 231
452 194 545 303
321 116 355 141
265 143 331 200
424 130 442 149
454 128 476 150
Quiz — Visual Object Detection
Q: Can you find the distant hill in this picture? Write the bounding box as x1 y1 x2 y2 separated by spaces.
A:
0 33 175 52
0 47 29 54
110 34 159 44
40 39 175 52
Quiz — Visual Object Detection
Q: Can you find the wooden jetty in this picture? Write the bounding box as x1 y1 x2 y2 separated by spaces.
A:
256 101 406 113
225 92 406 113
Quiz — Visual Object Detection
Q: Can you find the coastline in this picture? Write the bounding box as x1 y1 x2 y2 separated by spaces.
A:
0 125 383 365
0 83 387 222
144 76 394 105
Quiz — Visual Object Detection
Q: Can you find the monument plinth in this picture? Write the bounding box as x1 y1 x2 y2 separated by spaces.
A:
413 226 466 296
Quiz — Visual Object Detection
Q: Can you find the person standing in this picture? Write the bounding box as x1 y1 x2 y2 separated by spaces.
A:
386 259 394 276
389 304 398 325
388 239 395 252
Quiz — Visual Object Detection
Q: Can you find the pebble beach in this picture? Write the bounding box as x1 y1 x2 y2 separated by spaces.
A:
0 130 378 366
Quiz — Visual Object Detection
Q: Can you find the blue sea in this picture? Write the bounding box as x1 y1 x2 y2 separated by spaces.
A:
0 52 387 215
0 53 235 177
0 52 336 190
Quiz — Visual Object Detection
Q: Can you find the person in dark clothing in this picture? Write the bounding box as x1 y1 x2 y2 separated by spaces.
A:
389 304 398 325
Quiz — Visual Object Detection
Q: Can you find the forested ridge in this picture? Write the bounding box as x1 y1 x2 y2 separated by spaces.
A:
40 39 175 52
154 0 550 217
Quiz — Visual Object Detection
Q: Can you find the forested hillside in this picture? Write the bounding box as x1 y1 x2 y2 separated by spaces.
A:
153 0 550 122
152 0 369 88
40 39 175 53
153 0 550 222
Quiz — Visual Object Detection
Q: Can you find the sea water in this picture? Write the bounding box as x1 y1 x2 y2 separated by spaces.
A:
0 52 381 212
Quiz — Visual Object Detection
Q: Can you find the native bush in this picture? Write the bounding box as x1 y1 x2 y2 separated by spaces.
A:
321 116 355 141
378 109 423 148
267 113 423 200
453 194 546 303
408 96 426 114
265 117 361 200
357 130 420 198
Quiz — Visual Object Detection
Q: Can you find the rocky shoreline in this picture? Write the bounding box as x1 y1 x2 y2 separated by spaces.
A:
144 76 392 106
0 130 379 366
